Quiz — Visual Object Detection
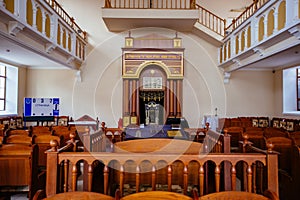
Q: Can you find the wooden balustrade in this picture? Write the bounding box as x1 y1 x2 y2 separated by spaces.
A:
196 4 226 36
225 0 270 34
104 0 196 9
44 0 86 40
45 139 279 198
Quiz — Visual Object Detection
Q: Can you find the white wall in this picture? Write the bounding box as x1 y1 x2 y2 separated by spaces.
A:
22 0 287 127
25 69 77 117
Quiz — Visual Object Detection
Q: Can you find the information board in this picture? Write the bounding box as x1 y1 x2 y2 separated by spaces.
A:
24 98 59 117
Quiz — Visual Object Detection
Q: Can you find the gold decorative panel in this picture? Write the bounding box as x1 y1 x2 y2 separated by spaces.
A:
122 51 184 79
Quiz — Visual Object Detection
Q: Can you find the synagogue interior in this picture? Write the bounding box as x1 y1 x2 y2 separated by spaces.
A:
0 0 300 200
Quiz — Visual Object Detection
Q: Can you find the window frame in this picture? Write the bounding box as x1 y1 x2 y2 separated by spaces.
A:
0 64 7 111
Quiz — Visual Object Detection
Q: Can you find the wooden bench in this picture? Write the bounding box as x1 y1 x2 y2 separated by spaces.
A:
198 190 279 200
0 144 39 200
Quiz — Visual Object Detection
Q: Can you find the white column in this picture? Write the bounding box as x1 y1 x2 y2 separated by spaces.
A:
17 0 27 22
244 28 248 50
274 8 279 33
251 17 258 45
0 0 5 8
32 3 37 29
42 10 46 35
263 14 268 40
71 33 76 55
50 15 58 42
60 27 64 46
230 35 235 56
238 32 242 53
286 0 296 25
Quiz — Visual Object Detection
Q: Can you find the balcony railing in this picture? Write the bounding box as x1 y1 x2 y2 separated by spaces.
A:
225 0 271 34
104 0 196 9
44 0 86 40
196 4 226 36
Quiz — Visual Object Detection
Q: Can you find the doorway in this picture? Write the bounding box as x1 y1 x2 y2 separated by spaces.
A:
139 91 164 125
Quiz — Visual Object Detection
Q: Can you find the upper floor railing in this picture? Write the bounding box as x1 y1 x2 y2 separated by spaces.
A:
103 0 271 38
196 4 226 36
44 0 86 40
104 0 196 9
225 0 271 34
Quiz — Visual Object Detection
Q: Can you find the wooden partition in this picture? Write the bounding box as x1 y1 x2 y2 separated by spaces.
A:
45 138 279 198
0 144 39 200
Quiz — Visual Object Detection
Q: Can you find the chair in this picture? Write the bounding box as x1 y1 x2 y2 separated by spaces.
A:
198 190 279 200
119 191 194 200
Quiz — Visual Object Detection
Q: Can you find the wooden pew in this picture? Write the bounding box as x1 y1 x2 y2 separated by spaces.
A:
0 144 39 200
198 190 279 200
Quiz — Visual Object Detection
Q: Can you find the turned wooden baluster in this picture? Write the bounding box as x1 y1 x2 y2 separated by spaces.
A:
88 164 93 191
136 165 140 193
183 165 188 195
199 164 204 196
247 164 253 192
231 164 236 191
72 163 78 191
167 165 172 192
215 164 220 192
104 165 109 195
151 165 156 191
252 162 257 193
119 165 124 197
64 159 69 192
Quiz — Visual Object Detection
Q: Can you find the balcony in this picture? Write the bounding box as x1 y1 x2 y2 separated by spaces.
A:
0 0 87 69
102 0 199 32
219 0 300 74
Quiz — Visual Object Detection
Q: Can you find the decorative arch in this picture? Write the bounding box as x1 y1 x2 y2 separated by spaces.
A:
241 31 245 52
135 61 173 79
45 14 51 38
57 24 61 45
26 0 33 26
4 0 14 14
258 16 265 41
278 1 286 30
247 26 251 48
267 9 275 36
36 7 43 33
235 35 239 55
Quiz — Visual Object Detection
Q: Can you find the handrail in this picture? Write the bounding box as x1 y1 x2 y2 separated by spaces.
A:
225 0 270 34
44 0 86 40
104 0 196 9
196 4 226 36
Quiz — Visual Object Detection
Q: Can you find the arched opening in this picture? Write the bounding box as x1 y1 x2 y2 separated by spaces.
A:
36 7 43 33
247 26 251 48
45 14 51 38
57 24 61 45
241 31 245 52
267 9 275 36
139 65 167 125
235 35 239 55
26 0 33 26
278 1 286 30
258 17 265 42
4 0 14 14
